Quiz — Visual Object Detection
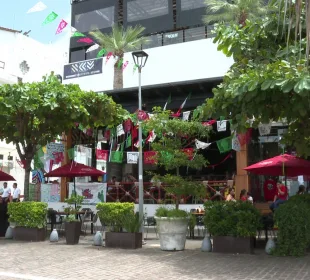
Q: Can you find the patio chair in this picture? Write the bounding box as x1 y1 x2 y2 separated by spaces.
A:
46 209 63 233
145 216 158 239
81 210 91 236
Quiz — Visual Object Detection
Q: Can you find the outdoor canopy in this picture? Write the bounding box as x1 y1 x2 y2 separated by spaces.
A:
0 170 15 181
44 161 105 178
244 154 310 177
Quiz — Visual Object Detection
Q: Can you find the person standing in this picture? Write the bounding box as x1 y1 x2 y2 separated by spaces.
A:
269 181 288 211
12 183 21 202
2 182 11 203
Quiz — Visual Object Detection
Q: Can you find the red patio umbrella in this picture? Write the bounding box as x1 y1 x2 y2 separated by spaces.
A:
244 154 310 177
0 170 15 181
45 161 105 178
45 162 105 208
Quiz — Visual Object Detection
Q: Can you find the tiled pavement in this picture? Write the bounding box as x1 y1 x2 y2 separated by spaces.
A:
0 234 309 280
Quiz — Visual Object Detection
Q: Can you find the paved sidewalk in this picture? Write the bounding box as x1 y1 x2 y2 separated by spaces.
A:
0 235 309 280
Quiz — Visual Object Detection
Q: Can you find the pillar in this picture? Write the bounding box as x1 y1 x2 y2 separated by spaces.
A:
60 130 72 201
235 144 249 200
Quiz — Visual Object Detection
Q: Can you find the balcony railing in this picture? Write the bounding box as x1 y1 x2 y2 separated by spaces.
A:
106 180 232 204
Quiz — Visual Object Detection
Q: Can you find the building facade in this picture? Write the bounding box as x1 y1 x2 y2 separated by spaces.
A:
0 26 68 194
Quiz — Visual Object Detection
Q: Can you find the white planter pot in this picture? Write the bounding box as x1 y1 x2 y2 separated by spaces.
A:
50 229 59 242
265 238 275 255
93 231 103 246
155 216 188 251
5 226 13 239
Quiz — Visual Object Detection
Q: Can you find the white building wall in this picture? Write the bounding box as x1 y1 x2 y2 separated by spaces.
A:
0 29 69 195
63 38 234 91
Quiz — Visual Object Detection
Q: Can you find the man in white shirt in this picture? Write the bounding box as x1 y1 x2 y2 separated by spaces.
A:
12 183 21 202
2 182 11 202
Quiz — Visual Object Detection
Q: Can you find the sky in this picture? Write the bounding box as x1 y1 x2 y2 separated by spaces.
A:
0 0 71 45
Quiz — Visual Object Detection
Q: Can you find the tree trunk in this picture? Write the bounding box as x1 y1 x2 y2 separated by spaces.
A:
23 160 32 201
113 57 124 89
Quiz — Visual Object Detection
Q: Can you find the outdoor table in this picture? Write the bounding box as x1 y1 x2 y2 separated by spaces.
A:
54 211 94 234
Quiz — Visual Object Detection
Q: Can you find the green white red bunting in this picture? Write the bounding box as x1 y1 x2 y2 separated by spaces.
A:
217 121 227 132
195 139 211 150
258 123 271 136
55 19 68 35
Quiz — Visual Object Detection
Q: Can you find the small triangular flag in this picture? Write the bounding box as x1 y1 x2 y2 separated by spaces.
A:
27 1 47 13
42 11 58 25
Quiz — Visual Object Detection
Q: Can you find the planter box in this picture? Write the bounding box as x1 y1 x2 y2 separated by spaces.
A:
65 221 81 245
213 236 254 254
13 227 46 242
105 232 142 249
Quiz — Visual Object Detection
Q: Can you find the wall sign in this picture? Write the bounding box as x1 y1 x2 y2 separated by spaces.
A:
63 58 103 80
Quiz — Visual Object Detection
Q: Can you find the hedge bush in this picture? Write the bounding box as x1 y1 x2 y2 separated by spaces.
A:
8 202 47 229
96 202 134 232
204 201 261 237
273 194 310 257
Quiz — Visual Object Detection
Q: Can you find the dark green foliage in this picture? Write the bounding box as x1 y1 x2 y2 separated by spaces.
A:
273 194 310 257
203 201 261 237
8 202 47 228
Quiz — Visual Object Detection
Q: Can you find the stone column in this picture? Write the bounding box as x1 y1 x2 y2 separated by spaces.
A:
235 144 249 200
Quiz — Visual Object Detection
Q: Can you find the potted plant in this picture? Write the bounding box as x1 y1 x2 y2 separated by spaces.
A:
63 193 84 245
8 202 47 241
142 108 208 251
204 201 261 254
96 202 142 249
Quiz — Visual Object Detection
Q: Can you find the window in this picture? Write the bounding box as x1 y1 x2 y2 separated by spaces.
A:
127 0 169 22
181 0 206 11
163 30 183 45
70 49 85 63
75 7 115 33
142 34 162 49
185 27 206 42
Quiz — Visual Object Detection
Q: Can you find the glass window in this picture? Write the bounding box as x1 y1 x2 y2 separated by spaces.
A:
70 49 85 63
185 27 206 42
127 0 169 22
163 30 183 46
75 7 115 33
181 0 206 11
142 34 162 49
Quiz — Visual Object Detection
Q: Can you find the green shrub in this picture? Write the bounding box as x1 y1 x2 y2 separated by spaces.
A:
96 202 134 232
203 201 261 237
64 194 84 222
273 194 310 257
8 202 47 229
122 212 142 233
155 206 188 218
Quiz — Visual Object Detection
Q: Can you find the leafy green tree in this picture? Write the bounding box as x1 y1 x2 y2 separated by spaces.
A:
202 11 310 155
142 108 209 209
90 25 148 89
203 0 269 26
0 73 127 200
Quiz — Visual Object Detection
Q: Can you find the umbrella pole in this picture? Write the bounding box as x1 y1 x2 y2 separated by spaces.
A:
74 177 77 212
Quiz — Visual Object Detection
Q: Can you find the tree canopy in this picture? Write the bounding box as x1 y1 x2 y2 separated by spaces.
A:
142 108 209 208
0 73 127 199
202 9 310 156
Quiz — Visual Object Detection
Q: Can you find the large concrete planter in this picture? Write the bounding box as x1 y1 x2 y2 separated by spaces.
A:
213 236 254 254
13 227 46 242
155 216 188 251
105 232 142 249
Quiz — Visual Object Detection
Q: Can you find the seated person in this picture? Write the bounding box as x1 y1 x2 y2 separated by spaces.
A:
297 185 306 195
108 176 117 192
269 181 288 212
240 189 247 201
226 188 236 202
247 192 254 204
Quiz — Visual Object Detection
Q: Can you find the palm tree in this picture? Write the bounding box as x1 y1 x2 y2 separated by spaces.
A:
203 0 269 26
90 25 148 89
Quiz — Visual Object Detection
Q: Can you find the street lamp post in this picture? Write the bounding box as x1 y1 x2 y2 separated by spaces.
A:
132 50 149 240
